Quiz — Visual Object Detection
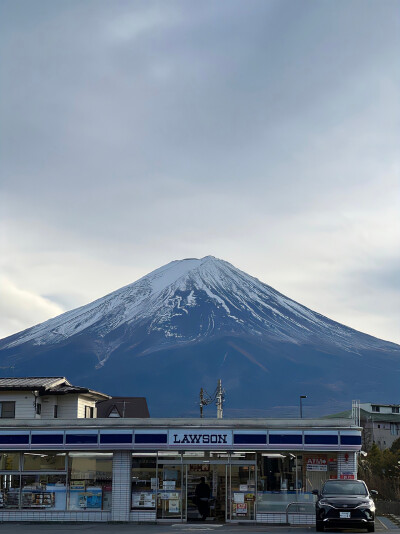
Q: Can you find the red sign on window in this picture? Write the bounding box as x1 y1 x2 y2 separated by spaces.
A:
340 474 355 480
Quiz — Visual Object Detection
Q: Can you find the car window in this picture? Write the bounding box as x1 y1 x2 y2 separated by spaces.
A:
322 481 367 496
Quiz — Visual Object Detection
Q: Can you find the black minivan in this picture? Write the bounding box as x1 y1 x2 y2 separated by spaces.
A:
313 479 378 532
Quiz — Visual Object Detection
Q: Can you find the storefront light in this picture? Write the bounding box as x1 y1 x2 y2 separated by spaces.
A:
69 452 112 457
261 453 286 458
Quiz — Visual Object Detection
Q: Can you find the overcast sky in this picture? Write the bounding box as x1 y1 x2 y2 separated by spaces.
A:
1 0 399 344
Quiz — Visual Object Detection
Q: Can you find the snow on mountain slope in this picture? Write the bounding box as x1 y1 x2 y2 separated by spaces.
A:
0 256 395 357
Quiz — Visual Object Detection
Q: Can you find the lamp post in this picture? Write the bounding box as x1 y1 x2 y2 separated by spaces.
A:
300 395 307 418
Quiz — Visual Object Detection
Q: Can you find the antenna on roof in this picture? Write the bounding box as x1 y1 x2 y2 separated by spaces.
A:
216 379 225 419
352 399 360 426
199 387 214 418
199 379 225 418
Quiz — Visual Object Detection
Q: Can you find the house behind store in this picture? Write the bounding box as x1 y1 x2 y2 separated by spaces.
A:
0 377 110 419
327 402 400 450
96 397 150 418
359 403 400 450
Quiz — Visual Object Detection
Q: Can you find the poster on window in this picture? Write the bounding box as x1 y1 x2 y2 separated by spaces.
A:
132 491 156 508
236 503 248 516
169 499 180 513
69 487 102 510
306 457 327 471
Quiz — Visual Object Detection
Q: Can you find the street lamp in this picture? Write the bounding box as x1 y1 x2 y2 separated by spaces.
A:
300 395 307 418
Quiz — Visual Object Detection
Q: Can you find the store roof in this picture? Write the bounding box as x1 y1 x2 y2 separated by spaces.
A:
0 416 360 430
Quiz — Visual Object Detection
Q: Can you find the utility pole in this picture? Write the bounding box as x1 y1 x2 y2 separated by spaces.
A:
216 379 224 419
199 379 225 418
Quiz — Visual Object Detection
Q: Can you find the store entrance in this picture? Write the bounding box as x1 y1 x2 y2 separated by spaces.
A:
186 463 227 522
156 455 257 523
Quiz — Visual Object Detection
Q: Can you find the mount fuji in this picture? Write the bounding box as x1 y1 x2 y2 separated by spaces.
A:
0 256 398 416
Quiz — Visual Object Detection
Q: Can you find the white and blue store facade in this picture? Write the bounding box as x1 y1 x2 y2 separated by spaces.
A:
0 418 361 523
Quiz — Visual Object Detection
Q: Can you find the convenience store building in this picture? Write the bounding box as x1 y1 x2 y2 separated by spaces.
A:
0 417 361 523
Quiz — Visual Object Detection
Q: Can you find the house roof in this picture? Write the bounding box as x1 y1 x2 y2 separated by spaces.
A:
0 377 110 400
360 409 400 422
323 408 400 424
0 377 66 389
96 397 150 418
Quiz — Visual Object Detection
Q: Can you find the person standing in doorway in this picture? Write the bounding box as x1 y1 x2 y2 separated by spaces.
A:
195 476 211 520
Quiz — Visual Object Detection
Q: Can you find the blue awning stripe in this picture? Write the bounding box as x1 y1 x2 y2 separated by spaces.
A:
135 433 167 444
31 434 64 444
0 435 29 444
234 434 267 444
65 434 98 444
100 433 133 444
305 434 338 445
269 434 302 444
340 435 362 445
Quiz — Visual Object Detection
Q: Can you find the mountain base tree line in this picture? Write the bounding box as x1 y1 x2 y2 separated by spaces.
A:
358 438 400 501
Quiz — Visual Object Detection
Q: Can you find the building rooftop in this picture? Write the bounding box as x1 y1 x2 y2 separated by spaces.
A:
0 416 361 429
0 376 110 400
0 377 66 389
97 397 150 418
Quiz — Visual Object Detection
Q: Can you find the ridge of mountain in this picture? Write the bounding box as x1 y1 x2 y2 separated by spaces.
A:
0 256 398 417
1 256 394 353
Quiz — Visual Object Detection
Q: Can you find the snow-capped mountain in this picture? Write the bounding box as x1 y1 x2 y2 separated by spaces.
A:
0 256 399 417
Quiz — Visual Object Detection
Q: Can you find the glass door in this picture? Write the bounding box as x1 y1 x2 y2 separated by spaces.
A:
156 461 183 520
228 464 256 521
184 462 227 522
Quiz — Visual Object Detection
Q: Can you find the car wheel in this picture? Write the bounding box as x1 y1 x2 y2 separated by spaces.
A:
367 523 375 532
316 522 324 532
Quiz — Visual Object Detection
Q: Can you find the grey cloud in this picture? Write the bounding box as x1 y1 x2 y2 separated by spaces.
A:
0 0 399 343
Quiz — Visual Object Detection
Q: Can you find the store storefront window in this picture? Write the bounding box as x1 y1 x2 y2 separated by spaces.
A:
303 453 338 491
131 454 157 510
21 474 67 510
0 453 20 471
0 474 20 508
23 452 66 471
68 453 112 510
256 452 324 512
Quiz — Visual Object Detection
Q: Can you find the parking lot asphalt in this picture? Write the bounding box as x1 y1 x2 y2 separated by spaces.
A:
0 517 397 534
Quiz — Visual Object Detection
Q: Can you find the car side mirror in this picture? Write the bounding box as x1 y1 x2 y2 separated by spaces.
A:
370 490 378 496
312 489 319 495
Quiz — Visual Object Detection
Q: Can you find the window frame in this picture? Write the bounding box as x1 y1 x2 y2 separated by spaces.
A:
0 401 16 419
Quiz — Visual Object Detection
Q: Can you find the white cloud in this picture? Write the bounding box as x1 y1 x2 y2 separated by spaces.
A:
0 278 64 339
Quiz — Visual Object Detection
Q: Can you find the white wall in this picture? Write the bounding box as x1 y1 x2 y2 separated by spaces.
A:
0 392 99 420
40 395 57 418
0 391 35 419
57 395 79 418
77 396 97 418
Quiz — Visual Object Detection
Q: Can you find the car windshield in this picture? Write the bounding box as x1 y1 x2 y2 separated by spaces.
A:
322 481 367 496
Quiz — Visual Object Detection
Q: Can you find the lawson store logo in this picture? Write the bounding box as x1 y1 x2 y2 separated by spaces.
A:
169 430 233 446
